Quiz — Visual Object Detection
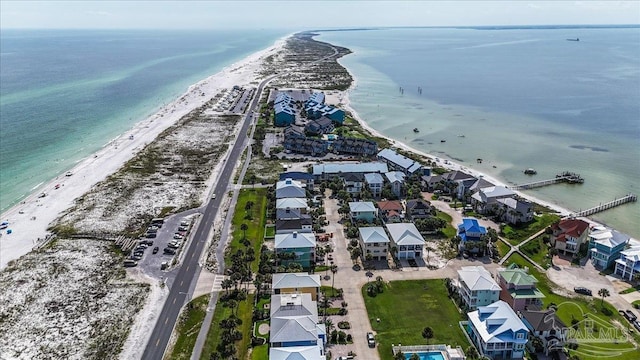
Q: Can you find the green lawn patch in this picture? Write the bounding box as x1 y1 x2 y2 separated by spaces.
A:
321 286 340 298
620 286 640 295
501 213 559 245
166 294 210 360
436 211 457 239
520 234 551 269
503 253 640 360
200 293 255 360
264 224 275 239
250 344 268 360
362 279 468 360
496 239 511 258
227 188 268 272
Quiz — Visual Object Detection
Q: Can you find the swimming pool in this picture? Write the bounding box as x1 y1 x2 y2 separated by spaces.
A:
403 351 446 360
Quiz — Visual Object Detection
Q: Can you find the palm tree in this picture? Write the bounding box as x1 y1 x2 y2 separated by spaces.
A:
320 295 331 322
598 288 610 306
331 265 338 291
465 346 479 359
393 351 405 360
240 223 248 240
409 354 420 360
325 319 334 333
425 245 435 265
422 326 434 342
227 299 238 316
221 279 233 295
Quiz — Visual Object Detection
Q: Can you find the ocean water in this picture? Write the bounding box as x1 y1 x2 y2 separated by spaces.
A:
0 29 287 213
318 27 640 238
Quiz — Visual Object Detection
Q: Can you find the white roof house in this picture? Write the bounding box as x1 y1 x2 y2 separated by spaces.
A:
276 198 309 210
378 148 422 174
589 226 629 248
272 273 321 290
274 232 316 249
359 227 390 244
386 223 425 246
312 162 388 177
269 346 324 360
385 171 406 184
349 201 377 213
276 178 306 199
467 300 529 359
458 266 501 292
472 186 516 202
364 172 384 185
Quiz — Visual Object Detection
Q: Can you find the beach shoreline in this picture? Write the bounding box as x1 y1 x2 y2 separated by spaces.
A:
0 36 288 270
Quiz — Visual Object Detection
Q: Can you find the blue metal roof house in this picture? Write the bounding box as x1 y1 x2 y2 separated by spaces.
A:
458 218 487 252
275 103 296 127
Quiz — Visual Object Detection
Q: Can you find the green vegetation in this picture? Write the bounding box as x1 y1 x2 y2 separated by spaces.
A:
200 293 254 360
165 294 210 360
520 234 552 269
251 344 268 360
501 213 559 245
620 286 640 294
503 253 640 360
320 286 341 298
264 225 275 238
436 211 457 239
227 188 268 272
362 279 468 360
496 239 512 258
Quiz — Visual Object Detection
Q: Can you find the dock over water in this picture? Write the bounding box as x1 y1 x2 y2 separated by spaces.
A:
573 194 638 217
509 171 584 190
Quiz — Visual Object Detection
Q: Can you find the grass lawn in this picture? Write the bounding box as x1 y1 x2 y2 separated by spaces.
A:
436 211 457 239
502 213 559 245
264 224 275 238
520 234 551 269
496 239 511 258
362 279 469 360
321 285 340 298
227 188 268 272
503 253 640 360
165 294 210 360
200 293 255 360
620 286 640 294
250 344 268 360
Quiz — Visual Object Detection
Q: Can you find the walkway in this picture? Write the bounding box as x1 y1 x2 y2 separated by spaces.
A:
497 228 548 272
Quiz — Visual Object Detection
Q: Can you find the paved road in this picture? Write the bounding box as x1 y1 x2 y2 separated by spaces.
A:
142 78 272 360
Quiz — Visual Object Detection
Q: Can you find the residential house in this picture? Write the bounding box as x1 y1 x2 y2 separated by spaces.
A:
270 293 325 348
284 136 329 157
279 172 315 190
421 174 442 192
520 309 567 356
589 225 630 269
307 92 325 104
405 199 432 221
275 102 296 127
457 266 501 310
332 137 378 156
274 232 316 268
386 223 425 259
304 116 334 136
364 172 384 197
349 201 377 223
284 125 305 140
471 186 517 214
312 162 388 181
377 200 404 223
358 227 390 260
497 266 545 311
550 218 590 256
467 300 529 360
276 178 307 199
276 218 313 234
276 208 309 221
343 173 365 195
496 198 533 225
276 198 308 213
269 346 325 360
377 148 422 175
614 243 640 281
272 273 321 301
441 171 477 196
456 177 480 201
385 171 406 198
304 100 345 124
457 218 487 253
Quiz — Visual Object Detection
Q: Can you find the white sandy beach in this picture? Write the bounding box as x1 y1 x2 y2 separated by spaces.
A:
0 37 287 270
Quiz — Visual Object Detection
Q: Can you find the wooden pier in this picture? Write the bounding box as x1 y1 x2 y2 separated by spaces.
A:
574 194 638 217
509 172 584 190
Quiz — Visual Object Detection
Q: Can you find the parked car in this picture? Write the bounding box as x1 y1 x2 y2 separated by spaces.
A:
145 232 157 238
626 310 637 322
574 287 592 296
180 220 190 227
163 248 176 255
173 234 184 240
141 239 154 246
178 226 188 232
367 332 375 347
634 321 640 332
124 259 138 267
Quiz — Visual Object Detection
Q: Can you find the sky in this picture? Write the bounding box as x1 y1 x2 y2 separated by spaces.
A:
1 1 639 30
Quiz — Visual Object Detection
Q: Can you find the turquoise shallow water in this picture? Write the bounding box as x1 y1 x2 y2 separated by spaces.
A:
0 29 287 213
318 27 640 238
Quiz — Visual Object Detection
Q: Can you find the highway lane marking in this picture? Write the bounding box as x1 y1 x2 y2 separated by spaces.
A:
186 265 190 271
164 317 169 325
173 297 176 304
155 338 160 347
180 280 184 286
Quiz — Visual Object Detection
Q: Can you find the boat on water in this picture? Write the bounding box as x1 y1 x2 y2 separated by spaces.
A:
413 128 420 133
458 134 465 138
440 139 446 143
524 168 537 175
567 38 580 41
